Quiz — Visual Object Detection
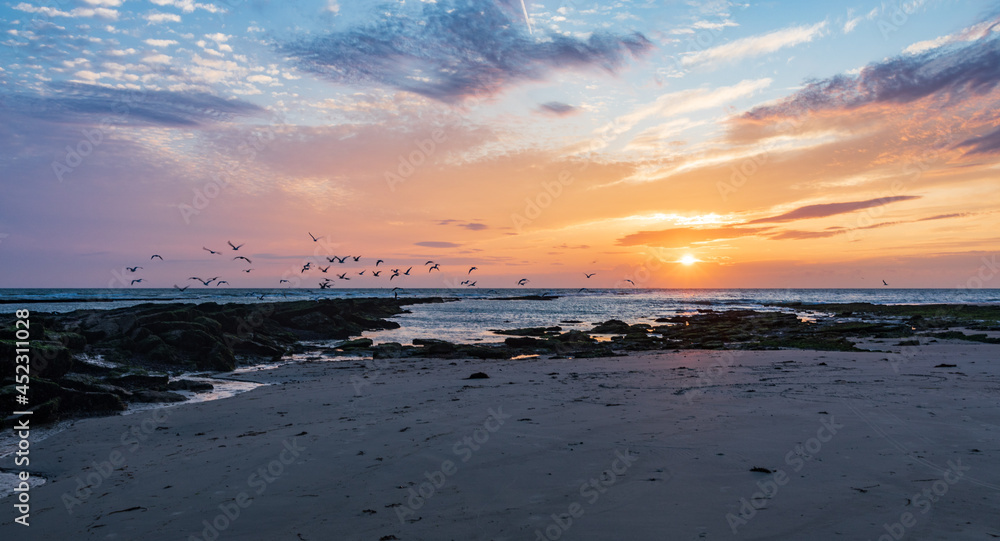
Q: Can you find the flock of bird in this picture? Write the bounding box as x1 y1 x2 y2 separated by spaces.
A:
121 232 613 290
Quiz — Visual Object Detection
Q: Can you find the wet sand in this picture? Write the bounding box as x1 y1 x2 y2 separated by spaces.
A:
2 341 999 540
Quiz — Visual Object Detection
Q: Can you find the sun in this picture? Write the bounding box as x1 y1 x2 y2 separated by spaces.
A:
679 254 698 266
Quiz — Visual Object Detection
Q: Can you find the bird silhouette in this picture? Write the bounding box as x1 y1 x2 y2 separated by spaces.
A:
625 279 635 286
467 281 477 287
228 241 244 251
389 271 400 281
428 264 440 272
301 262 312 273
337 273 349 280
150 255 163 260
308 232 322 242
468 266 478 274
404 266 413 275
424 260 435 265
461 280 470 285
126 266 142 272
352 255 361 262
372 271 382 277
130 279 143 285
279 279 289 284
216 280 229 286
358 270 366 276
203 247 221 255
319 281 332 289
173 284 189 291
319 265 330 273
882 280 889 286
376 259 384 266
585 273 596 278
242 269 254 273
517 278 529 286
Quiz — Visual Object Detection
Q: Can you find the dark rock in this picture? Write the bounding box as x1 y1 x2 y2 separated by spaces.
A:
493 326 562 337
467 372 489 379
413 339 456 355
167 379 214 392
504 336 541 348
590 319 631 333
339 338 374 350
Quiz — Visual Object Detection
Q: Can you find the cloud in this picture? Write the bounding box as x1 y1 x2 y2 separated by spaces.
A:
279 0 652 103
744 35 1000 120
144 39 178 47
681 21 826 68
957 126 1000 155
903 17 1000 55
437 220 488 230
539 101 578 116
6 82 265 127
917 212 972 221
617 226 769 247
12 3 119 20
146 12 182 23
415 241 463 248
747 196 921 224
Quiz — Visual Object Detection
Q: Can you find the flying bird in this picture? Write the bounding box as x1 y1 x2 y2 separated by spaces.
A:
375 259 384 266
584 273 596 278
625 279 635 286
216 280 229 286
228 241 244 251
404 266 413 275
150 255 163 260
203 247 221 255
301 262 312 273
467 281 477 287
126 266 142 272
173 284 189 291
279 279 290 284
358 270 366 276
352 255 361 262
319 281 332 289
308 232 322 242
882 280 889 286
389 271 400 281
337 273 349 280
425 260 435 265
372 271 382 277
517 278 529 286
319 266 330 273
234 256 252 264
428 264 440 272
130 279 143 285
468 266 478 274
242 269 254 273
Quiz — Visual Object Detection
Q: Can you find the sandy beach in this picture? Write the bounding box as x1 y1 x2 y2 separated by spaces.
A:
3 338 998 540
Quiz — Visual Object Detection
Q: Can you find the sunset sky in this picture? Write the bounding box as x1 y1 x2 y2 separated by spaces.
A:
1 0 998 288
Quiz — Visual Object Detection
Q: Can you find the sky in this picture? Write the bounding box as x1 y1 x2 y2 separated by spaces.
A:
0 0 998 289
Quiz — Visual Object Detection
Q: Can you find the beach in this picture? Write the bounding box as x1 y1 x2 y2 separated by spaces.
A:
4 338 999 540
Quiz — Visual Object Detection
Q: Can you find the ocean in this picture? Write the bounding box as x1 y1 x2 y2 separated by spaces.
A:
2 288 998 345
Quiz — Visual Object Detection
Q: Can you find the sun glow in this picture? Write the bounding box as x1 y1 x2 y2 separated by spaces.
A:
680 254 698 266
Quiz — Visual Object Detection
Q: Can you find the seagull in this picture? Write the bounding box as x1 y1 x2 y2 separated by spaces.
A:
428 264 440 273
126 266 142 272
391 287 401 292
279 279 290 284
319 265 330 273
242 269 254 273
228 241 244 251
468 266 478 274
173 284 189 291
203 247 221 255
301 262 312 273
390 271 400 281
517 278 529 286
216 280 229 286
131 279 143 285
461 280 470 285
882 280 888 286
358 270 366 276
376 259 384 266
625 279 635 286
352 255 361 262
467 281 477 287
404 266 413 275
308 232 322 242
319 281 332 289
337 273 349 280
584 273 596 278
425 260 435 265
372 271 382 277
188 276 213 285
150 255 163 260
234 256 252 264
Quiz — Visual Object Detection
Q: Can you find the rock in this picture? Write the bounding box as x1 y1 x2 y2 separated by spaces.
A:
554 330 595 343
413 339 456 355
373 342 405 359
131 390 187 403
107 373 169 390
493 326 561 337
467 372 489 379
590 319 631 333
167 379 214 392
504 336 540 348
339 338 374 350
